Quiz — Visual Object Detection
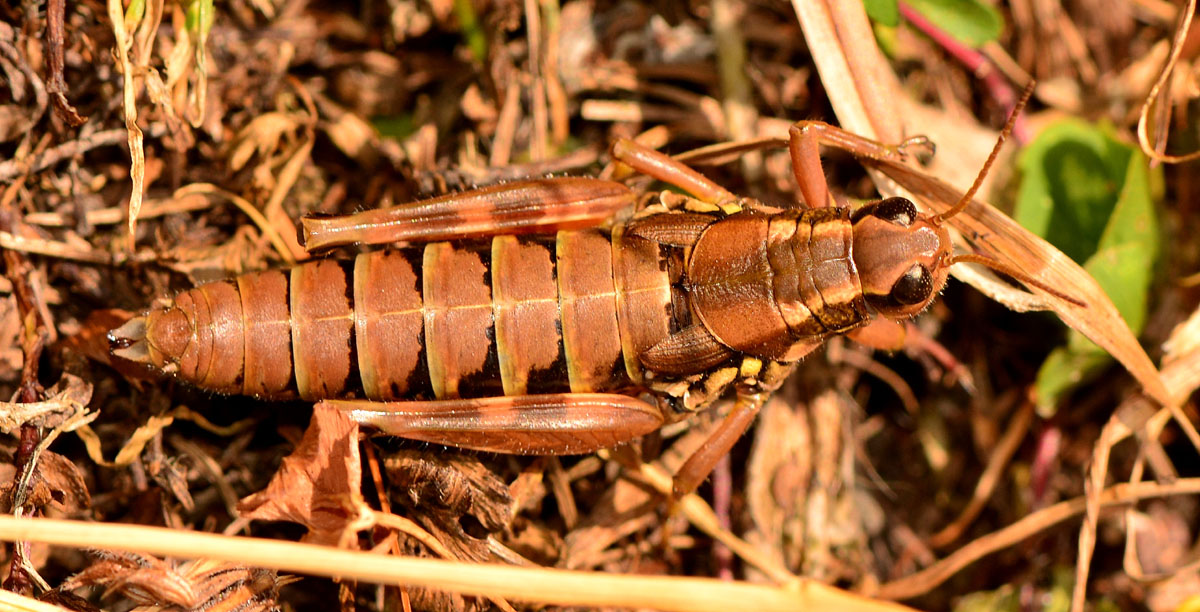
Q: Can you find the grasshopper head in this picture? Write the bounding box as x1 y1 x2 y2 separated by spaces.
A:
850 197 953 319
845 85 1082 321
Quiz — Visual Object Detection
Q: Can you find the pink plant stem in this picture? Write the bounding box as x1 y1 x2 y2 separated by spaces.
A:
1031 425 1062 508
898 2 1030 142
712 453 734 580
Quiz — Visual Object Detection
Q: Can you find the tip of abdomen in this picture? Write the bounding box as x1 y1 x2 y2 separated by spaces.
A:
108 316 151 363
109 304 191 374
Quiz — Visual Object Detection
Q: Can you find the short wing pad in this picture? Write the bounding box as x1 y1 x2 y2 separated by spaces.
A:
301 178 635 251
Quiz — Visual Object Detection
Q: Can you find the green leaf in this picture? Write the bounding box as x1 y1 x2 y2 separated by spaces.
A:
952 584 1018 612
864 0 900 27
1075 244 1148 343
372 115 416 141
1019 121 1160 414
1070 147 1158 338
454 0 488 63
1032 345 1112 415
124 0 146 28
905 0 1003 46
1091 151 1159 281
873 21 900 57
1014 119 1132 263
186 0 215 38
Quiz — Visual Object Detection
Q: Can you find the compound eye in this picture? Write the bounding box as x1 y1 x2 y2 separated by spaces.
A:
873 197 917 226
890 263 932 306
850 197 917 226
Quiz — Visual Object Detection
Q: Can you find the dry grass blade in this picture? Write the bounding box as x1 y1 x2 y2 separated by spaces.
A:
105 0 146 253
927 398 1036 548
1160 306 1200 396
0 516 916 612
1073 305 1200 610
74 415 174 468
791 0 902 141
875 478 1200 600
0 589 71 612
627 455 798 584
178 184 297 265
1137 0 1200 163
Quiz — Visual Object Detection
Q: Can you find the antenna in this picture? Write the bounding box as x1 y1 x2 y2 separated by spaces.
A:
929 81 1084 308
933 81 1037 225
948 253 1086 307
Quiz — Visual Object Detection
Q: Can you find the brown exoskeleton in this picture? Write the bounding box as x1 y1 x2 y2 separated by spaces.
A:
110 99 1081 498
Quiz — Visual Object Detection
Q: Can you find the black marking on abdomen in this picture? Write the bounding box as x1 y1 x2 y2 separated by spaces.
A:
455 240 505 399
337 258 366 399
399 246 435 401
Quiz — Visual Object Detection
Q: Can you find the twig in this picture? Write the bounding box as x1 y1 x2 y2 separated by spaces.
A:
45 0 86 126
928 398 1035 548
875 478 1200 600
23 192 211 227
0 34 47 134
0 129 132 181
0 232 115 265
0 194 55 595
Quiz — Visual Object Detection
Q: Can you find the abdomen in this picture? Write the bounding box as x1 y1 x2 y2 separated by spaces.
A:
120 230 644 400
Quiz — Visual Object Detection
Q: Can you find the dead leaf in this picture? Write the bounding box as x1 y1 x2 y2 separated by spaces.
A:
228 112 301 172
0 450 90 516
76 414 173 468
60 552 290 611
237 404 371 547
0 373 94 434
384 449 513 533
383 450 514 563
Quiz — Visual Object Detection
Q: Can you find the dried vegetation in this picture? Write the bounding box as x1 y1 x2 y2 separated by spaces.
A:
2 0 1200 610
